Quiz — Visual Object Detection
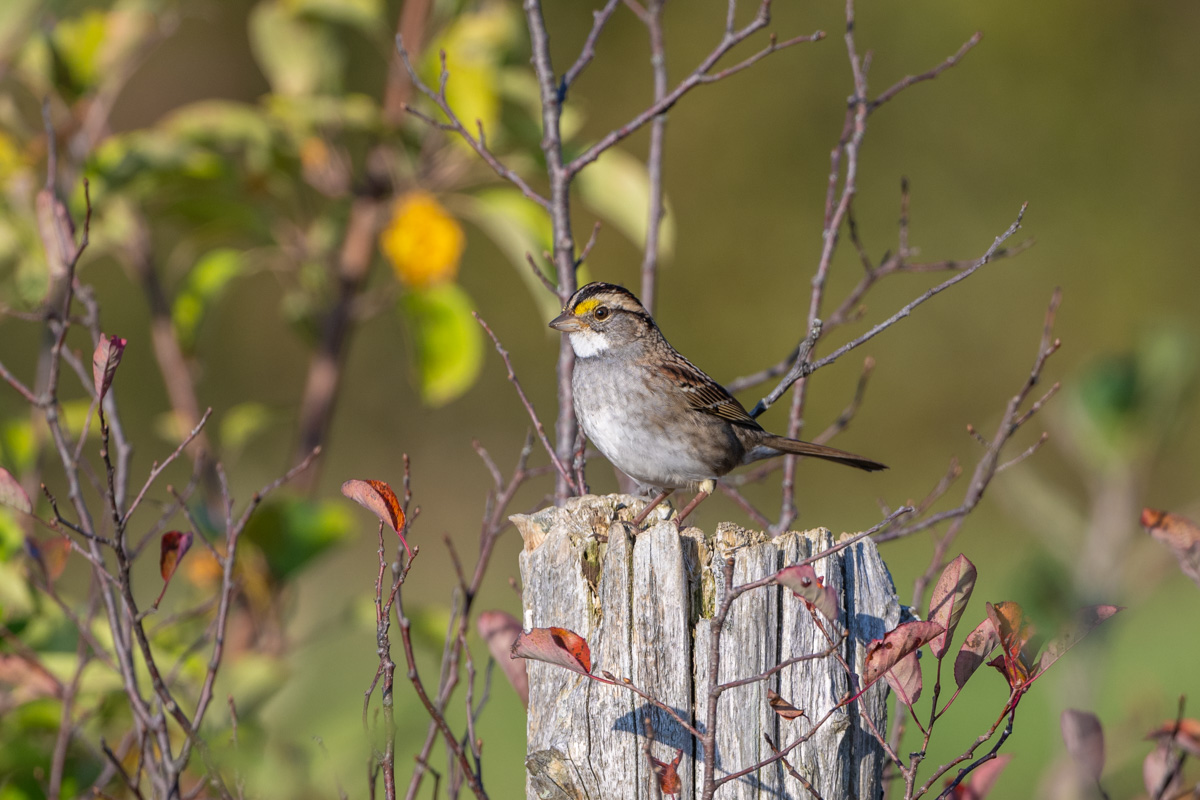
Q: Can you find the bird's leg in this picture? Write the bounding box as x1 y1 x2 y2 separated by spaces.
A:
631 489 674 526
674 480 716 527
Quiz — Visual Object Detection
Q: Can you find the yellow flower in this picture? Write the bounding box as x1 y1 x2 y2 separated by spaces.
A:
380 191 465 288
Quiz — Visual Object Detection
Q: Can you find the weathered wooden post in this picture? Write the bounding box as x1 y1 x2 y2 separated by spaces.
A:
514 494 900 800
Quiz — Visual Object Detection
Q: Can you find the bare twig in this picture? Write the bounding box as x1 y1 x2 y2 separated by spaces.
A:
559 0 623 98
475 313 577 492
396 41 549 208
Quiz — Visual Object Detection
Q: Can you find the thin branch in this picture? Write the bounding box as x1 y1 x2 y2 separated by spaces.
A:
559 0 623 98
396 40 549 209
568 12 824 175
474 313 577 492
870 32 982 112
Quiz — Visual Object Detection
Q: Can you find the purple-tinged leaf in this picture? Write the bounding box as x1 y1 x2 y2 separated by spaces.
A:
92 334 127 403
884 650 923 708
477 610 528 707
774 564 838 622
1060 709 1105 782
945 754 1012 799
862 620 943 688
954 618 999 690
928 554 977 658
1143 741 1181 799
1036 605 1122 677
0 467 32 514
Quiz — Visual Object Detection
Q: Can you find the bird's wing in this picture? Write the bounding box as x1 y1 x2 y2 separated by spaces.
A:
661 359 762 429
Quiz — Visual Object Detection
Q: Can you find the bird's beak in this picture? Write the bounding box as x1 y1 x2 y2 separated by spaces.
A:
549 312 584 332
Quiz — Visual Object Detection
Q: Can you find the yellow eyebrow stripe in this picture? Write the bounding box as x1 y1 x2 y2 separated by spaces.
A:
573 298 601 316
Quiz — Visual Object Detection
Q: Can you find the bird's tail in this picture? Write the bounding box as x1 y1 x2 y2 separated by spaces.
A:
756 435 887 472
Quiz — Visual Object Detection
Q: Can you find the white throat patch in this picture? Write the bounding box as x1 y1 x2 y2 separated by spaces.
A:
568 330 610 358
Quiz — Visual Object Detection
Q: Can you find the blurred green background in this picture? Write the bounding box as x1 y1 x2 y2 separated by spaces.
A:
1 0 1198 797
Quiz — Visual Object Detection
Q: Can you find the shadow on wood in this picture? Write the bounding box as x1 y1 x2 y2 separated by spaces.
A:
513 494 899 800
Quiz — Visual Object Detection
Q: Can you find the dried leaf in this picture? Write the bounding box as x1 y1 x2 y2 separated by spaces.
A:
986 601 1036 690
477 610 528 707
1146 718 1200 758
774 564 838 621
25 536 70 583
0 653 61 707
945 754 1012 799
341 479 411 557
92 334 127 403
1141 508 1200 589
884 650 923 708
1060 709 1105 782
954 618 1000 690
1036 605 1122 677
155 530 194 607
766 689 806 720
1143 741 1182 799
928 554 977 658
648 749 683 796
0 467 32 514
511 627 592 675
862 620 943 688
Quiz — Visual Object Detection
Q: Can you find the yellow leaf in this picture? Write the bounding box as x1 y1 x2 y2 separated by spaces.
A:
381 191 465 288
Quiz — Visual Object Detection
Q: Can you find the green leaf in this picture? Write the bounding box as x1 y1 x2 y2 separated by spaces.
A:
0 0 39 65
398 283 484 407
219 402 275 455
50 10 107 91
249 0 344 97
577 147 675 262
454 189 559 321
1 419 36 475
173 248 246 351
283 0 383 32
0 560 34 622
421 5 521 146
243 497 354 582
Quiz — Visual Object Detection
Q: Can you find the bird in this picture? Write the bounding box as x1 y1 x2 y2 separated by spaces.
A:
549 281 886 526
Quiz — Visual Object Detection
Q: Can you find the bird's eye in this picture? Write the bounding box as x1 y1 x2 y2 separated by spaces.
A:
594 306 611 321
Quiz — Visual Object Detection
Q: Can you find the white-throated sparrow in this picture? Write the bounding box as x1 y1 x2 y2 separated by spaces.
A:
549 282 885 524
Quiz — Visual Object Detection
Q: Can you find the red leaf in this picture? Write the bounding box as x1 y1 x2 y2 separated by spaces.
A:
648 749 683 796
512 627 592 675
774 564 838 621
1146 718 1200 758
767 689 806 720
862 620 943 689
1060 709 1105 782
884 650 923 708
945 754 1012 799
928 554 977 658
92 334 127 403
477 610 528 707
986 601 1036 690
0 467 32 514
341 479 411 557
1036 605 1122 677
155 530 193 607
1143 741 1182 799
954 618 999 690
1141 508 1200 589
